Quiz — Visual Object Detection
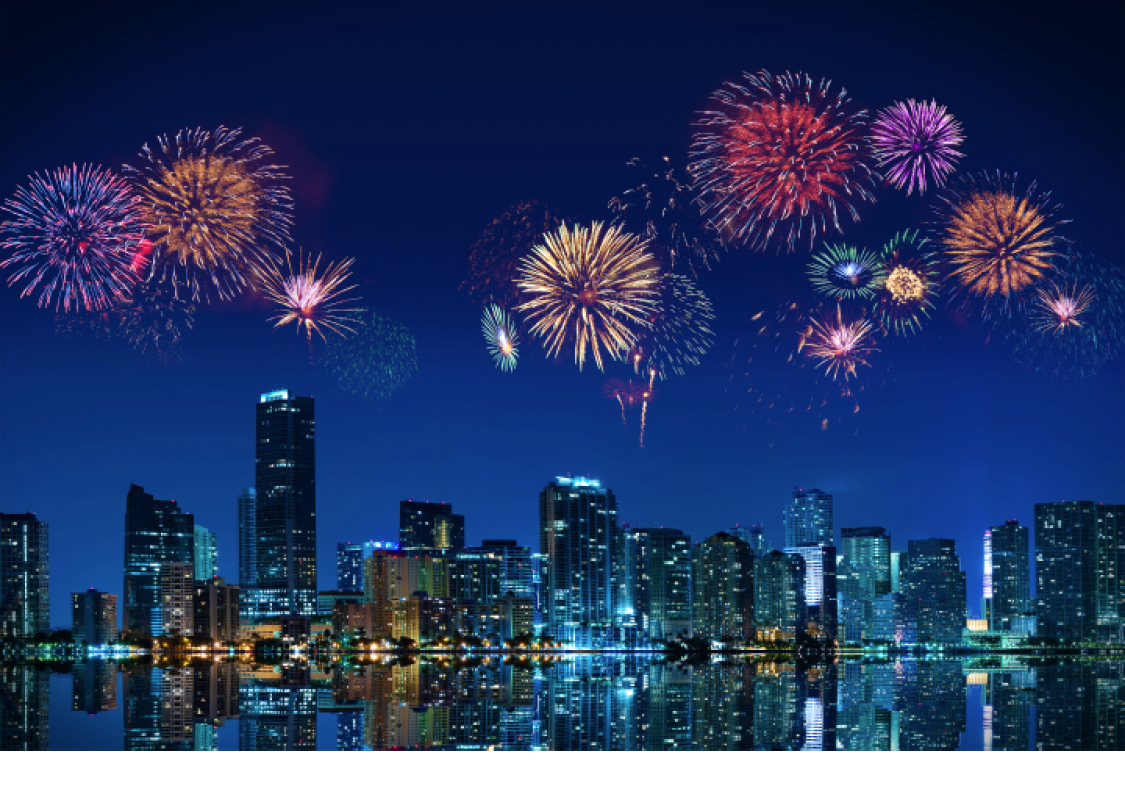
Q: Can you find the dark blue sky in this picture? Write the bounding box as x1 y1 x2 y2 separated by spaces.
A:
2 0 1122 628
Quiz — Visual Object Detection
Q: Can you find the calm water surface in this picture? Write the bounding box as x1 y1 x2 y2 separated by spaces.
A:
5 656 1123 750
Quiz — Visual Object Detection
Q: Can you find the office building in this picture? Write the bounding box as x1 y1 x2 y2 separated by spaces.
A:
480 539 534 598
755 551 806 641
783 487 833 549
984 521 1032 632
72 589 119 645
839 527 891 642
237 489 257 589
901 539 966 645
1035 501 1124 644
784 545 838 641
400 501 464 551
538 476 619 638
160 562 195 637
630 527 692 641
255 389 317 618
392 592 455 643
337 540 400 592
692 532 754 641
728 523 771 558
124 485 194 637
890 551 904 593
872 592 915 645
0 513 50 639
449 549 503 604
194 525 217 581
193 578 240 642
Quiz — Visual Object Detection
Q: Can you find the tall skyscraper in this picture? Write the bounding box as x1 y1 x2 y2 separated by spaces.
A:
901 538 966 645
124 485 194 637
693 532 755 640
839 527 891 642
237 489 257 589
193 525 217 581
400 501 465 551
784 545 838 641
255 389 317 618
0 512 50 639
630 527 692 640
984 521 1032 632
755 552 806 640
538 476 618 640
890 551 904 593
72 589 119 645
783 487 833 549
1035 501 1124 643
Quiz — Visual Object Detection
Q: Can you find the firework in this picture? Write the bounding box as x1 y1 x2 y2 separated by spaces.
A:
608 156 721 278
257 251 359 341
462 200 564 308
516 222 661 371
872 230 941 335
629 272 715 381
807 243 885 300
118 276 196 363
482 304 520 371
1 163 145 311
321 309 418 400
125 126 293 301
871 99 965 196
1032 281 1095 335
801 304 879 380
934 171 1064 315
602 378 634 425
688 70 877 252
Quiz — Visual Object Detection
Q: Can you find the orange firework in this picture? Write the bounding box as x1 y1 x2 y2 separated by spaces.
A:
800 305 878 380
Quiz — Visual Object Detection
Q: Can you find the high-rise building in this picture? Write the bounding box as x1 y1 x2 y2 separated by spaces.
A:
193 578 240 642
728 524 771 558
237 489 257 589
1035 502 1124 644
0 512 50 639
692 532 754 641
193 525 217 581
449 550 503 604
783 488 833 549
755 551 806 641
538 476 619 641
337 541 400 592
400 501 464 551
984 521 1032 632
480 539 534 599
839 527 891 642
901 539 966 645
784 545 838 641
72 589 119 645
160 562 195 637
124 485 194 637
255 389 317 618
890 551 904 593
630 527 692 640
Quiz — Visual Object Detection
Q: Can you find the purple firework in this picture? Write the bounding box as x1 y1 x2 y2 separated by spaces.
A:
1 164 145 311
871 99 965 196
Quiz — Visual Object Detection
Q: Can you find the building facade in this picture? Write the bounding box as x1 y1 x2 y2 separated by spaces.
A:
480 539 534 599
194 525 217 581
160 562 195 637
692 532 754 641
784 545 838 641
783 488 833 549
901 539 966 645
72 589 118 645
124 485 194 638
631 527 692 641
194 578 240 642
0 512 50 639
838 527 891 642
755 551 806 641
337 540 400 593
237 489 257 590
400 501 465 551
984 521 1031 632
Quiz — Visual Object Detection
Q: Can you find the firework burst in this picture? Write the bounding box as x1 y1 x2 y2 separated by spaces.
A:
1032 281 1095 335
801 304 879 380
688 70 878 252
482 304 520 371
629 272 715 380
118 276 196 362
321 309 418 401
602 377 644 425
934 171 1064 315
462 200 564 308
125 126 293 301
1 163 145 311
609 156 721 278
807 243 885 300
258 251 359 341
873 230 941 336
516 222 661 371
871 99 965 196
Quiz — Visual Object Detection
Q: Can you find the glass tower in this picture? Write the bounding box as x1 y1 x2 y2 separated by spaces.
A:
783 487 833 549
193 525 217 581
630 527 692 641
124 485 194 637
255 389 317 618
693 532 755 640
237 488 257 589
400 501 465 551
839 527 891 642
901 538 966 645
984 521 1031 632
0 512 50 639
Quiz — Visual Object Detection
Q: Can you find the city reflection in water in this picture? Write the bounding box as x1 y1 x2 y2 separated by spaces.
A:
2 657 1123 750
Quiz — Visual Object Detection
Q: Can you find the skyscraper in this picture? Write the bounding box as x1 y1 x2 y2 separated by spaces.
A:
784 545 838 641
984 521 1032 632
839 527 891 642
630 527 693 640
901 538 966 645
480 539 534 599
193 525 217 581
72 589 118 645
728 523 771 558
1035 502 1124 643
255 389 317 618
237 489 257 589
783 487 833 549
124 485 194 637
755 552 806 641
538 476 618 641
337 541 400 592
400 501 465 551
0 512 50 639
693 532 755 641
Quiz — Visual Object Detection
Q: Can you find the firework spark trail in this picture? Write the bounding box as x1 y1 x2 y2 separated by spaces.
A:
257 250 359 342
639 368 655 448
125 126 293 301
807 243 885 300
517 222 661 371
801 304 879 380
1 163 145 311
689 70 877 252
1032 281 1095 335
602 378 630 425
482 303 520 370
871 99 965 196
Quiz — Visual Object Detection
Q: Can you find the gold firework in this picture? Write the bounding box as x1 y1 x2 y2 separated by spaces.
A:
1032 281 1095 335
516 222 661 370
258 250 360 340
800 305 878 380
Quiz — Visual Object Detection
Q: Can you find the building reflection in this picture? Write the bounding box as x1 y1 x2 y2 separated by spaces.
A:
0 664 49 751
72 659 117 715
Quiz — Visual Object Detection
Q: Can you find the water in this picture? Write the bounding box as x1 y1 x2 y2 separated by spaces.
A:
4 656 1123 750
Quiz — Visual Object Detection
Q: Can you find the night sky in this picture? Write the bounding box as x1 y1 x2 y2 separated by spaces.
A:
2 0 1122 630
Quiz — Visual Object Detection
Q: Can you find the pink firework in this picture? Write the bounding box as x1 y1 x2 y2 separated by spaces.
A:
1032 281 1095 335
258 251 360 341
871 99 965 196
801 305 878 380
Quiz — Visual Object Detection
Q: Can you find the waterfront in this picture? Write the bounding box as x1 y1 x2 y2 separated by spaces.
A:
4 656 1122 751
